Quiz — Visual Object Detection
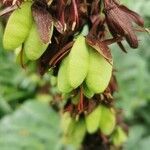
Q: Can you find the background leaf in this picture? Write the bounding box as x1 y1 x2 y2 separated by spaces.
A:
0 100 61 150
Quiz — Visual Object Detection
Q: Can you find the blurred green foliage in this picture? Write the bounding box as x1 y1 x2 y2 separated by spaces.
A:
0 19 62 149
0 100 61 150
0 0 150 149
112 0 150 149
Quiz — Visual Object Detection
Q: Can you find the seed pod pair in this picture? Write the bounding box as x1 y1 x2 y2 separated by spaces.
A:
57 35 113 96
3 1 53 61
85 105 116 135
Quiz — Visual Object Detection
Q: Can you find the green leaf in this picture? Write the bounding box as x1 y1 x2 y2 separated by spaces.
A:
123 125 146 150
0 100 61 150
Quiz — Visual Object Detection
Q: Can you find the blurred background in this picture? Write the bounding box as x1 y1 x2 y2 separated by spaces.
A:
0 0 150 149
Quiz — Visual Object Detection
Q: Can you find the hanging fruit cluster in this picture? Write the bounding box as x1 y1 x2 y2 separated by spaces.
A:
0 0 144 149
2 1 53 61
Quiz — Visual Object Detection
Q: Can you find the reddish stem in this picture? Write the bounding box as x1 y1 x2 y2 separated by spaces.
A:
72 0 79 30
51 49 70 67
77 87 84 113
49 41 74 66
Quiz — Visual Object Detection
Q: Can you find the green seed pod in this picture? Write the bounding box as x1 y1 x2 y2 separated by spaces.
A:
85 47 113 93
3 2 33 50
63 119 86 148
99 105 116 135
68 35 89 88
57 56 73 93
111 126 127 146
83 82 94 98
85 106 101 134
24 23 49 60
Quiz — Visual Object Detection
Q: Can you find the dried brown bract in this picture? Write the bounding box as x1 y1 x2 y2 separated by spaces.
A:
32 0 53 44
2 0 22 6
103 0 144 50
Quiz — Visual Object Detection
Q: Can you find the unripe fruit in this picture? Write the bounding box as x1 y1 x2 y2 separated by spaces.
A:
63 119 86 147
24 23 49 60
68 35 89 88
85 106 101 134
57 56 73 93
3 2 33 50
111 126 127 146
85 47 113 93
71 119 86 147
99 105 116 135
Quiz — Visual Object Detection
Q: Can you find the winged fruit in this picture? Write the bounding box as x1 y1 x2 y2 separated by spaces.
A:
68 35 89 88
57 56 73 93
85 105 101 134
3 2 33 50
24 23 50 60
86 47 113 93
99 105 116 135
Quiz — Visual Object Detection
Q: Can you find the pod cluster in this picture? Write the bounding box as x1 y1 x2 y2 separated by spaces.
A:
3 1 53 61
2 1 128 148
61 104 127 148
57 35 113 97
57 35 127 147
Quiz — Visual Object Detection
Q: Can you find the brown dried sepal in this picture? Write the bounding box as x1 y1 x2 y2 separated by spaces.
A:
32 0 53 44
103 0 144 49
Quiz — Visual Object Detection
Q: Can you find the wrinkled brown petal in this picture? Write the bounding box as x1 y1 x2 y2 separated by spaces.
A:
106 17 127 52
125 28 138 48
32 1 53 44
86 37 112 62
120 5 144 27
104 1 140 49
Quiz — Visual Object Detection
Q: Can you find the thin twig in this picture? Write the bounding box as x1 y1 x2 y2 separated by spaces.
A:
0 5 17 16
